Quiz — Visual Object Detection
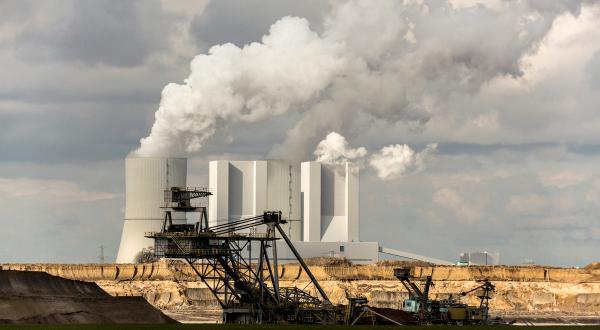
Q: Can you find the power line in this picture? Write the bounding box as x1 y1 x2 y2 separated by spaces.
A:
98 245 105 264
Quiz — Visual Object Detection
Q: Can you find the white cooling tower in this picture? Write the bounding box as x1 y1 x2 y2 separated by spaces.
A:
115 157 187 263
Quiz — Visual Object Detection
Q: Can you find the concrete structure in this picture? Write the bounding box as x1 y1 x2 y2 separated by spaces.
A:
301 162 359 242
209 160 376 263
207 159 453 265
114 157 450 265
116 157 187 263
209 160 301 240
459 251 501 266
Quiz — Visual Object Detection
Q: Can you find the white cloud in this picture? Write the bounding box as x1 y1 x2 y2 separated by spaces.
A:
370 143 437 180
0 178 118 203
505 194 575 215
432 187 481 224
472 110 499 129
538 170 587 188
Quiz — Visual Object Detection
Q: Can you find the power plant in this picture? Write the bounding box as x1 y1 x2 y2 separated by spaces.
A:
3 156 595 325
207 160 381 264
110 156 464 324
117 157 449 265
141 169 505 324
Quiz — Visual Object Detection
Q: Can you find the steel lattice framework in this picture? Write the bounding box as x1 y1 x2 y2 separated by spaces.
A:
146 188 341 324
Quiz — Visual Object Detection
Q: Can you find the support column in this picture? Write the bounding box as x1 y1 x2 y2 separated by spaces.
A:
209 160 229 227
253 161 268 216
345 162 359 242
301 161 321 242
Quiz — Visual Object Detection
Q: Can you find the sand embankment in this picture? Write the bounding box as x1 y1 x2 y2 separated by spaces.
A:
2 262 599 321
3 261 599 282
0 270 175 324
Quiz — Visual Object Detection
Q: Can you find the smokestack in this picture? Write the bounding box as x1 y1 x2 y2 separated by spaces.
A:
115 157 187 263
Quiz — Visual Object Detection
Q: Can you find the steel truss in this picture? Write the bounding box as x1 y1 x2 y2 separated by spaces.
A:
146 188 341 324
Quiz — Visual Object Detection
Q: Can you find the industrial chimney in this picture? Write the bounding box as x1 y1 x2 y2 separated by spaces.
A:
116 157 187 263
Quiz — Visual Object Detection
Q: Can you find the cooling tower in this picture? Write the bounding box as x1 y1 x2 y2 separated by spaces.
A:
116 157 187 263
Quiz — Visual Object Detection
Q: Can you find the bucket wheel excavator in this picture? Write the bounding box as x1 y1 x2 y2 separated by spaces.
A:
146 187 340 324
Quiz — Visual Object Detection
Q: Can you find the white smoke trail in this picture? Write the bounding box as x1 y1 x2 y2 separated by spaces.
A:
370 143 437 180
314 132 367 165
136 0 587 157
313 131 437 180
136 16 345 156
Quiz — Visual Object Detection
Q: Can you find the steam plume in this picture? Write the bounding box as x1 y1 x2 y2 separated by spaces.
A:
313 131 437 180
314 132 367 166
136 17 344 156
135 1 587 157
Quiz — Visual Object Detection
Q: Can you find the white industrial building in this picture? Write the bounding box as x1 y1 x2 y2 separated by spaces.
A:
117 157 452 265
208 160 378 263
459 251 501 266
116 157 187 263
301 161 359 242
208 160 301 241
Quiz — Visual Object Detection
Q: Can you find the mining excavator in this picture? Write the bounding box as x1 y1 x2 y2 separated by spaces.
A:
147 187 502 325
147 187 340 324
394 267 500 325
147 187 406 324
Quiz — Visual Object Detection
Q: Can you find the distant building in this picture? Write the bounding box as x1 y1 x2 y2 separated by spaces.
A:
458 251 500 266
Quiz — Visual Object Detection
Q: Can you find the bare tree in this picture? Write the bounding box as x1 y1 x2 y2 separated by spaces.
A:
134 246 158 263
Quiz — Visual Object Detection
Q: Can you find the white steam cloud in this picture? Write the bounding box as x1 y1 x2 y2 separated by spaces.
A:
135 0 586 157
314 132 367 166
370 143 437 180
314 131 436 180
137 17 344 156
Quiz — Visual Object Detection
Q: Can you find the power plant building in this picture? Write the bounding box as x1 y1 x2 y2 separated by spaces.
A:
301 161 359 242
208 159 378 263
459 251 501 266
208 160 301 240
116 157 187 263
116 157 451 265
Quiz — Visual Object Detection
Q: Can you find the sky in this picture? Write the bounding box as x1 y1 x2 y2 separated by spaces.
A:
0 0 599 266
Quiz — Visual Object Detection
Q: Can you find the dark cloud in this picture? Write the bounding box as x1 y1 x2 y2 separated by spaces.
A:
190 0 328 48
0 104 150 163
10 0 179 67
0 0 33 26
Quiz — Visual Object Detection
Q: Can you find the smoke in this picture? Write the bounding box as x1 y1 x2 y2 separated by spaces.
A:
314 132 367 166
370 143 437 180
135 0 587 157
314 131 436 180
136 16 345 156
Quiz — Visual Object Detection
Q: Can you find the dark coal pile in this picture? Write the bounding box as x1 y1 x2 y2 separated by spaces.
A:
0 270 176 324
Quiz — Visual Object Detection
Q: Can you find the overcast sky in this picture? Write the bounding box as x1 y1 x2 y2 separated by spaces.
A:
1 0 599 266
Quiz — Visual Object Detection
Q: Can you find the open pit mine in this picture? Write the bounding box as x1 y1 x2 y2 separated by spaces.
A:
1 261 598 325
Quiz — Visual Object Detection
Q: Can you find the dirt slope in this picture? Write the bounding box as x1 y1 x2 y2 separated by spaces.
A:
2 262 598 323
0 270 176 324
